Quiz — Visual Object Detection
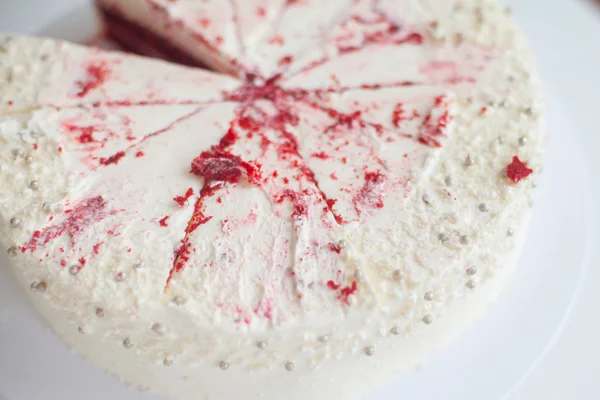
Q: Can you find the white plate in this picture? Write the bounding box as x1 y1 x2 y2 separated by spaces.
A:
0 1 598 399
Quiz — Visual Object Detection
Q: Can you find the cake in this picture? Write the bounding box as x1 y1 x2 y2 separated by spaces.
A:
0 1 545 399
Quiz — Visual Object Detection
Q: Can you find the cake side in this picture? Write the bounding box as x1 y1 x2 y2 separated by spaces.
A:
0 0 545 399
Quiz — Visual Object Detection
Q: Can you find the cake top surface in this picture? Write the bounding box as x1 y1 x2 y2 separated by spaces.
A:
0 0 544 377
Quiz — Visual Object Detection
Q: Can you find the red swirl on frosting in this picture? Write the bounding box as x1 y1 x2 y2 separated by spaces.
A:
75 61 110 98
22 197 113 253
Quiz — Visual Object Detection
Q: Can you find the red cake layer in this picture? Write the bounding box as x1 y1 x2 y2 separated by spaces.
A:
98 6 210 69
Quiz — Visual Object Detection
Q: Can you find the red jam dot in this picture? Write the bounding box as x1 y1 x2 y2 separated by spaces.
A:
506 156 533 183
159 216 170 227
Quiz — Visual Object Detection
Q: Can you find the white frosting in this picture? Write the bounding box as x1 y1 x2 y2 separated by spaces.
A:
0 1 545 399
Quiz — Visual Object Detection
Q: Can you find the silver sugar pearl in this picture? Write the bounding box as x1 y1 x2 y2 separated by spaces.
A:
36 281 47 292
460 235 471 245
507 227 515 237
497 137 504 144
42 202 53 213
96 307 105 318
257 341 268 350
479 203 490 212
422 193 432 205
219 361 230 371
25 155 34 164
337 239 347 249
422 314 433 325
30 282 39 291
123 338 133 349
424 292 434 301
163 357 174 367
69 265 80 275
438 233 449 243
114 272 126 282
392 270 404 281
29 180 40 191
466 280 477 289
78 326 86 334
55 204 64 213
319 335 330 343
152 323 164 335
12 149 24 158
444 176 453 187
465 155 474 167
173 296 186 305
364 346 375 356
390 326 401 336
284 361 296 371
135 261 145 269
466 266 478 276
518 137 527 146
7 246 18 257
10 217 21 228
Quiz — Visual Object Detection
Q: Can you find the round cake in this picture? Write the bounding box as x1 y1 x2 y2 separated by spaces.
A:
0 1 545 399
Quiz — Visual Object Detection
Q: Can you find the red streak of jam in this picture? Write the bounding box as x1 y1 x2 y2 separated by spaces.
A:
339 281 358 304
219 127 239 148
418 96 452 148
167 133 261 289
312 151 330 159
21 196 111 253
506 156 533 183
173 187 195 207
135 150 145 158
326 280 358 305
75 61 110 98
99 151 126 166
93 242 103 255
392 103 404 128
329 243 342 253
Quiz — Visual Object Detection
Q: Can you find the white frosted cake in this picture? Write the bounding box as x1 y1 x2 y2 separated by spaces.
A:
0 1 544 399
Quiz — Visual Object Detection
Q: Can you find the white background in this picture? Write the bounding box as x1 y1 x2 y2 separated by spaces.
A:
503 2 600 397
1 1 599 399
